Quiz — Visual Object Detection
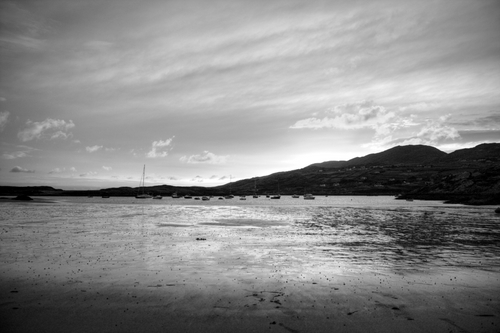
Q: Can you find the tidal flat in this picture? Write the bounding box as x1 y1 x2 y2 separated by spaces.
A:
1 196 499 332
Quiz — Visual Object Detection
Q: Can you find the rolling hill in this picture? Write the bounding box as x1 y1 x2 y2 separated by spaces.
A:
2 143 499 204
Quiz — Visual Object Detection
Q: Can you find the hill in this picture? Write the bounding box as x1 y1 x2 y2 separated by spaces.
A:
215 143 500 204
2 143 499 204
344 145 446 166
438 143 500 162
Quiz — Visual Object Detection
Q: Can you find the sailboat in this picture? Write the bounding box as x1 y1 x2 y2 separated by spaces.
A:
136 165 152 199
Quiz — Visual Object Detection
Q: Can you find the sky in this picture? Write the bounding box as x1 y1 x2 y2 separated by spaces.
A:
1 0 499 189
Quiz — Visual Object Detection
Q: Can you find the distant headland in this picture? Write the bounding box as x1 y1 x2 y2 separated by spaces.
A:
1 143 499 205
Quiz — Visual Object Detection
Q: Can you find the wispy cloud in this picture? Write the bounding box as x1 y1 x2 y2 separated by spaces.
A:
2 151 28 159
17 118 75 142
80 171 97 177
10 166 35 173
86 145 103 153
146 137 174 158
49 167 65 174
290 101 396 132
180 151 228 164
102 166 112 171
1 144 38 160
0 111 9 132
0 1 52 55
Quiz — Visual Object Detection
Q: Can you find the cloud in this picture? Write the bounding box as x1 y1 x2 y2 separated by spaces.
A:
146 137 174 158
86 145 103 153
2 151 27 159
102 166 112 171
17 118 75 142
0 111 9 132
49 167 65 174
1 144 38 160
80 171 97 177
399 102 440 112
403 114 460 145
180 151 229 164
191 175 204 182
290 101 396 132
10 166 35 173
367 114 461 149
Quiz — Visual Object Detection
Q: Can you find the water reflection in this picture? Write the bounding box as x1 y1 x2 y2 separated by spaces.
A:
297 206 500 271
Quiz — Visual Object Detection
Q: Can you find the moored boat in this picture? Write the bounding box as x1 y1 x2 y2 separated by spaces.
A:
304 193 315 200
136 165 152 199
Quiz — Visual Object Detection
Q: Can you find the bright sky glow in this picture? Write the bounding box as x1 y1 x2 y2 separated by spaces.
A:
1 0 499 189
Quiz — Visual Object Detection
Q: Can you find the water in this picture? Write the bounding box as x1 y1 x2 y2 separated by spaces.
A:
1 195 499 274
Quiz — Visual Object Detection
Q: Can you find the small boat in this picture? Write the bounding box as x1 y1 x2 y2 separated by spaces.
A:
202 196 210 201
218 197 224 200
153 195 162 199
171 192 181 198
101 195 110 198
240 196 246 200
184 195 192 199
194 197 200 200
136 165 152 199
292 194 300 198
253 195 259 198
495 207 500 214
304 193 315 200
225 195 234 199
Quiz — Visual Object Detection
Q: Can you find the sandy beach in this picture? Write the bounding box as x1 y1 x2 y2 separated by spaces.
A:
1 198 499 332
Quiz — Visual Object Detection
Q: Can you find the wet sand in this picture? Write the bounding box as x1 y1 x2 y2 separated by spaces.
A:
1 203 499 332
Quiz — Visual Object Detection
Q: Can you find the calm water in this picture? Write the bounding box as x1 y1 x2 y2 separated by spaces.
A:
1 195 499 274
